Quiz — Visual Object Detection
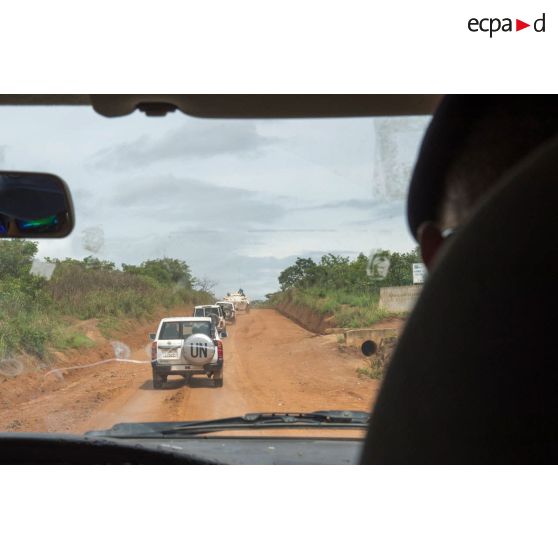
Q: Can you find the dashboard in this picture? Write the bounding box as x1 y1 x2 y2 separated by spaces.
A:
0 434 364 464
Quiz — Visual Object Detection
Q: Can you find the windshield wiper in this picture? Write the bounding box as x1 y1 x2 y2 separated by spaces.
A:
162 410 370 435
86 410 370 438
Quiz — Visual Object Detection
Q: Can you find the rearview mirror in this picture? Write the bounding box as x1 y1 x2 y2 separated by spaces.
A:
149 333 156 341
0 172 74 237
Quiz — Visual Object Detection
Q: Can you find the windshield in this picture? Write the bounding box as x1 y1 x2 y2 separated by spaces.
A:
0 107 430 437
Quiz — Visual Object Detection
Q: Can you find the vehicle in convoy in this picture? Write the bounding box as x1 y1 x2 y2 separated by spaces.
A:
193 305 227 336
216 301 236 323
224 291 250 313
150 317 224 388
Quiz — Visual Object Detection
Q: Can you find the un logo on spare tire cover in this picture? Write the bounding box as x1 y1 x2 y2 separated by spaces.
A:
183 333 215 365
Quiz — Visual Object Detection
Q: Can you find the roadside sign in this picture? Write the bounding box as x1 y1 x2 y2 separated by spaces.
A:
412 263 426 284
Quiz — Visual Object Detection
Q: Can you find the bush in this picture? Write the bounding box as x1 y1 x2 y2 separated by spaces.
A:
272 248 420 329
0 240 215 360
356 364 384 381
0 309 58 360
278 249 421 293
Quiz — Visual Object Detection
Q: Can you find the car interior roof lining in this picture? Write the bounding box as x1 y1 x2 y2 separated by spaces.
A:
0 94 442 118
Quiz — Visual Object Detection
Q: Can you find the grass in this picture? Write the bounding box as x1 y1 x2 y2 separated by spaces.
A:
356 362 385 381
53 331 96 351
98 316 122 339
47 263 214 321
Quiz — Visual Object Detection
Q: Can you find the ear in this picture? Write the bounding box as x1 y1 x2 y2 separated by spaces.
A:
417 221 445 270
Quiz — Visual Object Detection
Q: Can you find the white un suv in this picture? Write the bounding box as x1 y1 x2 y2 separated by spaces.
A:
150 317 224 388
193 305 227 337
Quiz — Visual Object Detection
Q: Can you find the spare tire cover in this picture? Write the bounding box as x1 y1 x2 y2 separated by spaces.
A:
182 334 215 365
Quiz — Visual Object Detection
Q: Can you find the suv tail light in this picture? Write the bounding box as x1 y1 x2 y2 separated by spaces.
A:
151 341 157 360
214 339 223 361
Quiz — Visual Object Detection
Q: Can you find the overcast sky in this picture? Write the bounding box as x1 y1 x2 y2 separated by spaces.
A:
0 107 430 298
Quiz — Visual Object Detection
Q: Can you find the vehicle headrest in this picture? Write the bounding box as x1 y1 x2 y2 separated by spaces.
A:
362 133 558 464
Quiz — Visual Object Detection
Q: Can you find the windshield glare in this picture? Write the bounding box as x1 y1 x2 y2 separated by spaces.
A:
0 107 429 437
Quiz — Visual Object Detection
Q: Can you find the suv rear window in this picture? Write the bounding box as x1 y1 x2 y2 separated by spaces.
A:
159 321 212 339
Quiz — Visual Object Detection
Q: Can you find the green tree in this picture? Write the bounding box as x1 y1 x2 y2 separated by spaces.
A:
278 257 317 290
123 258 193 287
348 253 373 291
276 247 422 293
0 239 38 280
382 247 422 286
317 253 351 289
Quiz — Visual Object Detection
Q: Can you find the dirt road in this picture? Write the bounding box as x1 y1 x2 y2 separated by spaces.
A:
0 309 380 433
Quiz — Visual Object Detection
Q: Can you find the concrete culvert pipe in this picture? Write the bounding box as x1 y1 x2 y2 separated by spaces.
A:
361 340 377 357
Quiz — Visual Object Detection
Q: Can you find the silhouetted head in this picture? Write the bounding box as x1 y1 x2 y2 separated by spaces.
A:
408 95 558 269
